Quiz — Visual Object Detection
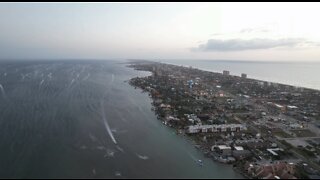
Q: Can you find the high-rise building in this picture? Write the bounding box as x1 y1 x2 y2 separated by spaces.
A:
241 73 247 78
223 70 230 76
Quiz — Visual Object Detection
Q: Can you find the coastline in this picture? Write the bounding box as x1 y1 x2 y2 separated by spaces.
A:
125 60 320 179
158 59 320 91
126 61 245 177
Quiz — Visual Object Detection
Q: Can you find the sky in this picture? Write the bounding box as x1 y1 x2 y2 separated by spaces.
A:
0 2 320 61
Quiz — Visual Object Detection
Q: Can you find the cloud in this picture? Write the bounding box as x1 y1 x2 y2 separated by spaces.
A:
192 38 319 52
210 26 272 37
240 27 270 33
239 27 272 34
210 33 223 36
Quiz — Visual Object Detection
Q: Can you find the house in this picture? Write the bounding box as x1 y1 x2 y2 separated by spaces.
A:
232 146 251 159
245 161 297 179
212 145 232 156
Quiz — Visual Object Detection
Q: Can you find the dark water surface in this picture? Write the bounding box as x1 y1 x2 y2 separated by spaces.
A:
0 60 242 178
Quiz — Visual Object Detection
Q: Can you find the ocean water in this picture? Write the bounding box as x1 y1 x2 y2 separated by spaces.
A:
160 60 320 90
0 60 242 179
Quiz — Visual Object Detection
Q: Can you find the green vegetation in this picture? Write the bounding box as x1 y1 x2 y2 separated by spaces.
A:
294 166 311 179
274 130 293 138
279 140 293 149
290 129 316 137
296 147 316 158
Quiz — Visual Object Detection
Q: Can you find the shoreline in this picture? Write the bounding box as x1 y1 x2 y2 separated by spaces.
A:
127 59 320 93
126 61 245 177
157 60 320 91
125 60 320 179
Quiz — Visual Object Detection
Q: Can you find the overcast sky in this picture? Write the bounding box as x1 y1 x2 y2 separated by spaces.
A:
1 2 320 61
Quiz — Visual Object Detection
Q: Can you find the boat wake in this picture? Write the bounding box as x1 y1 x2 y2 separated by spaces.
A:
111 74 114 83
101 101 117 144
83 73 90 81
116 145 124 153
187 151 203 166
0 84 8 100
39 79 45 87
136 153 149 160
104 149 115 158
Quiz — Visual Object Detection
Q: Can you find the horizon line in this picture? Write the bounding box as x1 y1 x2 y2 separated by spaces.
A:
0 58 319 63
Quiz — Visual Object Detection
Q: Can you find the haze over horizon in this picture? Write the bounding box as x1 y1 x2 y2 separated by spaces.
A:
1 2 320 62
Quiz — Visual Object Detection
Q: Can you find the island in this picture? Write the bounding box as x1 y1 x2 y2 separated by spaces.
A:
127 60 320 179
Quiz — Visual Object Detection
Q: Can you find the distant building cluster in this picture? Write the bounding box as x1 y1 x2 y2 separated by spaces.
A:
222 70 247 79
186 124 247 134
128 61 320 179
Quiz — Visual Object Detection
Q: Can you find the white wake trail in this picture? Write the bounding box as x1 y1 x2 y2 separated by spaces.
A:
0 84 7 99
136 153 149 160
111 74 114 83
187 151 199 162
83 73 90 81
39 79 45 86
47 72 52 79
116 145 124 153
101 101 117 144
70 79 75 86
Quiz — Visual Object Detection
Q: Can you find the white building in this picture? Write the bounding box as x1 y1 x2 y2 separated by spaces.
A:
186 124 247 134
234 146 244 151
